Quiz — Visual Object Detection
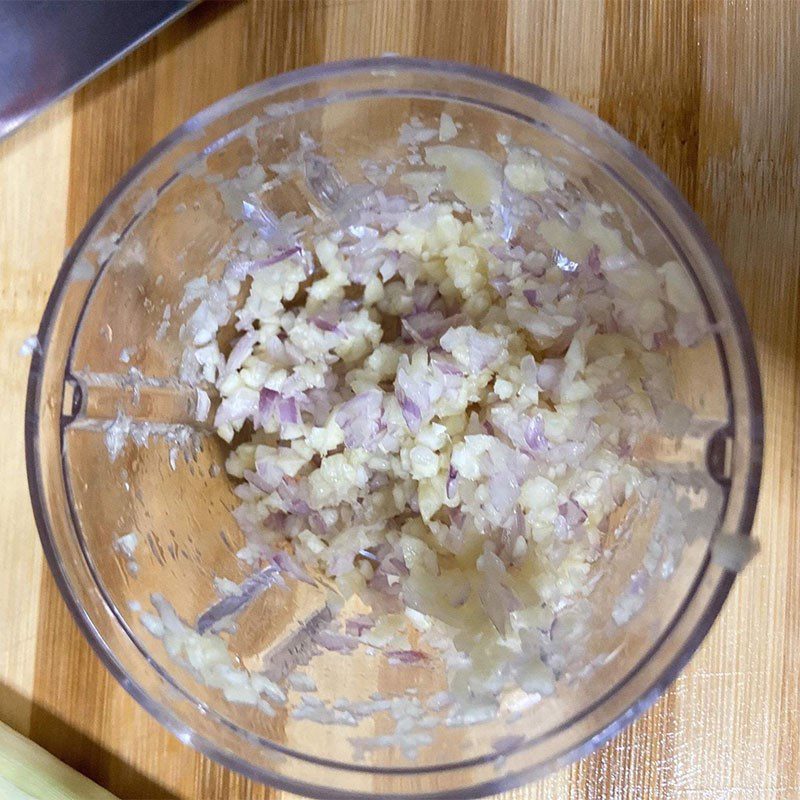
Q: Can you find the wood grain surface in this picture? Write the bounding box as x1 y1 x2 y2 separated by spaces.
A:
1 1 798 798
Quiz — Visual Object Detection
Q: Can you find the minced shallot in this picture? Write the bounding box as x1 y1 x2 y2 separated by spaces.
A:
198 139 700 707
150 125 716 752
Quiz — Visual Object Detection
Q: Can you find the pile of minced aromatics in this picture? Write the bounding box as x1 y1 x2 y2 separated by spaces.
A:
178 122 703 710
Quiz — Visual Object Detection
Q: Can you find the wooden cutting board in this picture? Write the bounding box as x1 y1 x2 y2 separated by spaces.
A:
1 1 797 798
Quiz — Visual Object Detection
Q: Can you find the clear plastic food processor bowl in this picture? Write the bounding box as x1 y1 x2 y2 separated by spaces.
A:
26 59 762 799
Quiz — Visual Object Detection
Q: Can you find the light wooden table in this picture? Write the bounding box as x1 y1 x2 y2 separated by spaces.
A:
1 1 797 798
